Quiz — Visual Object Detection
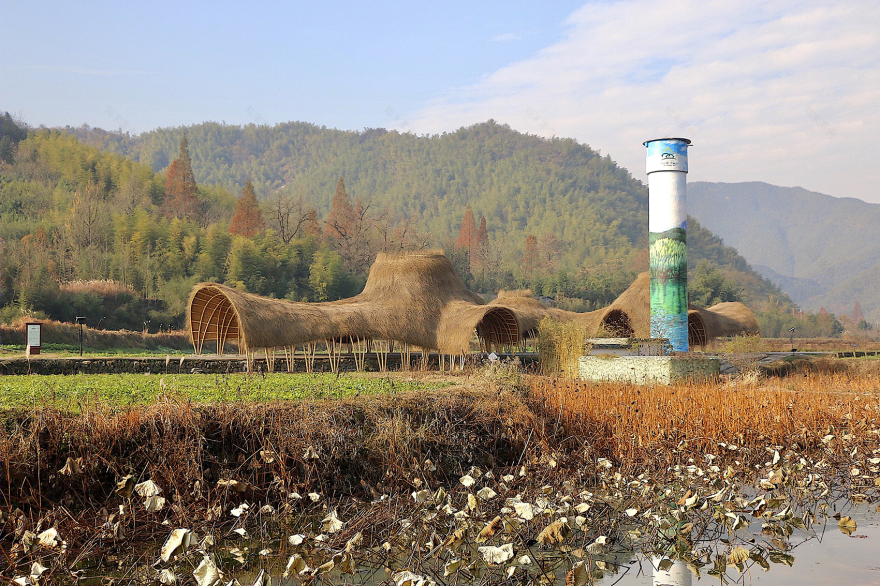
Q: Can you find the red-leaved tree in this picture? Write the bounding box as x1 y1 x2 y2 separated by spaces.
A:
229 179 264 237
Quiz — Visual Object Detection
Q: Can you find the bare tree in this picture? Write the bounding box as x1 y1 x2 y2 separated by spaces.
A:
268 190 311 244
374 207 432 253
66 184 105 250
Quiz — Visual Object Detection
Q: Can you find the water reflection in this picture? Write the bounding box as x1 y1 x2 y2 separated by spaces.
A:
600 499 879 586
224 500 878 585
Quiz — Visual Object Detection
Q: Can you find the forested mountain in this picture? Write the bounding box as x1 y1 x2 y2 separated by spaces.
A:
2 115 803 335
68 120 647 272
689 181 880 325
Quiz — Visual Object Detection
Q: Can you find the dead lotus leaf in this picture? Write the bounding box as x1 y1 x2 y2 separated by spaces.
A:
30 562 48 580
478 543 515 565
233 527 249 540
217 479 247 494
135 479 162 498
585 535 607 555
37 527 59 548
250 569 270 586
443 558 461 577
537 520 569 545
467 493 478 511
288 534 306 546
477 516 503 542
566 560 589 586
59 457 82 476
283 554 309 577
345 531 363 552
460 474 476 488
313 560 335 575
677 489 694 506
158 568 177 584
115 475 135 498
338 552 357 574
192 556 222 586
322 510 344 534
145 495 166 513
160 528 193 562
477 487 497 500
838 516 857 535
392 570 434 586
727 546 750 565
513 502 535 520
442 526 468 548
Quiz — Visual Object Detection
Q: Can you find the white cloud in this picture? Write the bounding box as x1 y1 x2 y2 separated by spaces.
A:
407 0 880 202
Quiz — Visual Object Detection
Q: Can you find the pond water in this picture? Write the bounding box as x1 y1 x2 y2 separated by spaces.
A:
223 499 879 586
598 498 880 586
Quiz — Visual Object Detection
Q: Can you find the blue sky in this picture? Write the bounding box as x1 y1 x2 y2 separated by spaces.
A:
2 1 878 203
0 1 581 132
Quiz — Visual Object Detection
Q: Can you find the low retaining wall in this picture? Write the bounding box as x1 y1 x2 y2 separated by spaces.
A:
0 353 539 376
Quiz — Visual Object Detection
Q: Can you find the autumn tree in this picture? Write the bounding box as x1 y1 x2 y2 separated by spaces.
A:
229 179 265 237
304 209 323 239
472 214 489 272
324 177 355 241
324 177 376 273
164 132 201 221
852 301 865 324
455 203 477 255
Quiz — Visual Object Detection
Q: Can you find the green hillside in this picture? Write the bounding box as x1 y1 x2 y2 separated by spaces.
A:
688 181 880 324
2 116 795 334
68 120 648 272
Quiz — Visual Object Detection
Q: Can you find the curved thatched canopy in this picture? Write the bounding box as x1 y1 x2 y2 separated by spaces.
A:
489 272 759 347
189 251 520 355
688 302 760 347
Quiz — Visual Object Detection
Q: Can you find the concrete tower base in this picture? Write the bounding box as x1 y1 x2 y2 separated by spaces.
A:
577 355 720 385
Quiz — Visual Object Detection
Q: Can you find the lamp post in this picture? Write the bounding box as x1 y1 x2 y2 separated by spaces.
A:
75 316 87 356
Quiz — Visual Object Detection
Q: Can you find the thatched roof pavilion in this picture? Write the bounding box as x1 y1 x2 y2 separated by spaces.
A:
490 272 759 347
189 252 519 356
189 252 760 359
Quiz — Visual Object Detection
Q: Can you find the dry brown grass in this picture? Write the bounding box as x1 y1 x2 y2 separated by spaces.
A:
530 373 880 476
59 279 136 297
0 382 540 513
1 318 191 350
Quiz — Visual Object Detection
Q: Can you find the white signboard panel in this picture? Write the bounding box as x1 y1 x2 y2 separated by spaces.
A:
27 324 42 347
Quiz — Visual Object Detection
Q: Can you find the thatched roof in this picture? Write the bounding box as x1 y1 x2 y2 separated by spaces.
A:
688 302 760 347
189 251 519 355
491 272 759 346
190 255 760 357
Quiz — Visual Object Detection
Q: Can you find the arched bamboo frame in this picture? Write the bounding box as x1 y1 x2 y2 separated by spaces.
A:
189 286 243 355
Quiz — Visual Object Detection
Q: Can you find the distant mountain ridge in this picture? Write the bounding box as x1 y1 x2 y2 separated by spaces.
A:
688 181 880 324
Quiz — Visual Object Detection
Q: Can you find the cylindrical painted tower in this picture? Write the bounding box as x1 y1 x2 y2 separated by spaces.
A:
644 138 691 352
